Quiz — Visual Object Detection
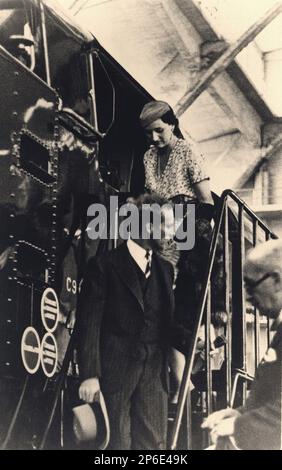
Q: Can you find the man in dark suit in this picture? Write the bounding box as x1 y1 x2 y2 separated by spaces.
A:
77 193 188 450
202 239 282 450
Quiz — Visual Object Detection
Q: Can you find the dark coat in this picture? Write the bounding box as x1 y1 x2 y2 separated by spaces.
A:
234 322 282 450
76 243 188 393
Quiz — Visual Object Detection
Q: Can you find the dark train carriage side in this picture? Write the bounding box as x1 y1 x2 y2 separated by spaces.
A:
0 0 150 449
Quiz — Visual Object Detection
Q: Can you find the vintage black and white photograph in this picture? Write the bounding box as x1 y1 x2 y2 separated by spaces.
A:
0 0 281 452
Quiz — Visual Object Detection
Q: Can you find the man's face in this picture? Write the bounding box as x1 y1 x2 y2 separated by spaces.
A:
244 264 279 318
150 206 175 251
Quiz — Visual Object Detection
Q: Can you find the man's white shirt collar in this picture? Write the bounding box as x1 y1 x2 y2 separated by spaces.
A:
127 239 152 274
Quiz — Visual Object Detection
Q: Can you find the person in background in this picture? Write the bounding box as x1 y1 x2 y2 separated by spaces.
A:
202 239 282 450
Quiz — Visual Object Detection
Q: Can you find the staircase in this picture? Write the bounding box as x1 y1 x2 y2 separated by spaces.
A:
170 189 277 450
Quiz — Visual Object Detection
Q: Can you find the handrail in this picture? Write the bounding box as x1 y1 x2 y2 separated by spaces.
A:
169 189 277 450
38 0 51 86
230 369 254 409
221 189 277 237
58 108 105 142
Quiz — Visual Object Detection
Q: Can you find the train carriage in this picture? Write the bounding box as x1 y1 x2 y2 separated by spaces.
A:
0 0 151 449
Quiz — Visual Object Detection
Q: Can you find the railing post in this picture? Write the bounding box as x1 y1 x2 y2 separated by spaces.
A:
205 282 212 417
253 220 260 367
231 203 247 405
224 202 232 406
185 391 192 450
265 231 272 347
239 205 247 403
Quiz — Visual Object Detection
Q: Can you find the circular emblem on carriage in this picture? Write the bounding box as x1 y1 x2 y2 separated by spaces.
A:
41 288 59 333
21 327 41 374
40 332 58 378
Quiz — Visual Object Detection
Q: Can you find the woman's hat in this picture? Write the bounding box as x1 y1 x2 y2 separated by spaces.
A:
72 391 110 449
139 100 171 127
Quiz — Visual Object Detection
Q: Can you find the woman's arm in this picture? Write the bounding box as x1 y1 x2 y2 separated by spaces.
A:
193 179 214 204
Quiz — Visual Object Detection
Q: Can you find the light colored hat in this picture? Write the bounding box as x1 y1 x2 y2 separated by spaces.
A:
72 391 110 449
139 100 171 127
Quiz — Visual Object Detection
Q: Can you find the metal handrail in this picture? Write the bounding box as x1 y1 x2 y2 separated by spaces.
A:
230 369 254 409
169 189 277 450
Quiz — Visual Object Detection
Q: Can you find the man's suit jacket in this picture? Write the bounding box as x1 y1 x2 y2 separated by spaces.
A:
233 322 282 450
77 243 186 393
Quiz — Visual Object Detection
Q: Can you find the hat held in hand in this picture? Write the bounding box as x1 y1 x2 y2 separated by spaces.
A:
72 391 110 449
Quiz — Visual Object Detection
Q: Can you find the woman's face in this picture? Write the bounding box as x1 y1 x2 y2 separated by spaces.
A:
144 118 174 149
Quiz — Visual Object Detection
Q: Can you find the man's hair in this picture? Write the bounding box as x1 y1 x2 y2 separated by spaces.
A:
126 192 173 237
127 192 170 209
245 239 282 274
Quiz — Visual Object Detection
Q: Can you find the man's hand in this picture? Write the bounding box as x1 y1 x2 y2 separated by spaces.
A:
79 377 100 403
201 407 240 430
210 417 236 444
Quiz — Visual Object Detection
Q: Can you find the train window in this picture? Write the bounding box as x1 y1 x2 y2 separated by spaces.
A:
43 8 92 123
19 133 55 185
50 50 91 123
0 1 39 72
0 2 26 44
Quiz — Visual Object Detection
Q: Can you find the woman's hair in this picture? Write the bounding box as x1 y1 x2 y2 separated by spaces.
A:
160 108 183 139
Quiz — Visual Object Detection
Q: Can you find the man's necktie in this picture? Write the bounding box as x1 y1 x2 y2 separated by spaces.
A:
145 250 152 279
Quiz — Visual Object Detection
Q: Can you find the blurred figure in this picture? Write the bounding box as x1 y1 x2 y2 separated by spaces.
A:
202 239 282 450
7 35 34 69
